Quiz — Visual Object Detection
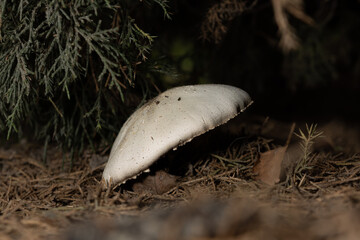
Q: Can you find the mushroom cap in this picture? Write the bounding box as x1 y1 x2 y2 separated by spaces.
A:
102 84 252 186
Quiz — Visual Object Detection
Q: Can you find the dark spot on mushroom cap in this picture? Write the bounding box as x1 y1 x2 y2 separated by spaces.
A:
178 97 181 101
165 95 169 98
156 101 160 105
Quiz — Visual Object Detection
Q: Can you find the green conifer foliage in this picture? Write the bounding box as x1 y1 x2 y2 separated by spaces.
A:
0 0 169 155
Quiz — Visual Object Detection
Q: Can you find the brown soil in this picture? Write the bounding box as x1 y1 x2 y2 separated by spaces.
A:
1 118 360 240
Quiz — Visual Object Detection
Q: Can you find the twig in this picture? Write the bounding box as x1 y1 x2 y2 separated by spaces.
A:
48 97 63 118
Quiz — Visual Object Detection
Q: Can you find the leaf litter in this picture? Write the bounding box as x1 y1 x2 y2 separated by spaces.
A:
0 119 360 239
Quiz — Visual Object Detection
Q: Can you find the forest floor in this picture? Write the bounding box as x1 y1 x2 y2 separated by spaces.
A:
1 116 360 240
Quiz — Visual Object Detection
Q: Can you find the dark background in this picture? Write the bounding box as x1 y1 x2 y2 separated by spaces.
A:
138 0 360 124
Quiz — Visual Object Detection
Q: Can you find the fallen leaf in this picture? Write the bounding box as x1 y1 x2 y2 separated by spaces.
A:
132 170 178 194
253 146 287 185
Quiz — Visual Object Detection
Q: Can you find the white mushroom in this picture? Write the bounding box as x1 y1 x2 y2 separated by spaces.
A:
102 84 252 187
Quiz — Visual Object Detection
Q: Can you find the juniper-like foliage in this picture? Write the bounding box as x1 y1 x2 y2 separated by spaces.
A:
0 0 169 158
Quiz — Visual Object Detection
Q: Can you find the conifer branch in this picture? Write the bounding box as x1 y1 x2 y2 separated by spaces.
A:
0 0 170 156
